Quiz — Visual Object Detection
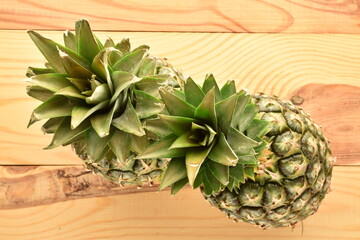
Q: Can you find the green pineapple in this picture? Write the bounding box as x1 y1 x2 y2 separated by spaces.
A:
26 19 185 187
141 75 334 228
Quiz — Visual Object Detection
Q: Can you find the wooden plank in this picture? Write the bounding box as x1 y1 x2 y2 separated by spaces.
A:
1 0 360 33
1 31 360 165
0 166 358 240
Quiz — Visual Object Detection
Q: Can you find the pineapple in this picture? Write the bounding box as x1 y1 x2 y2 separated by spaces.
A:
26 19 184 186
140 75 334 228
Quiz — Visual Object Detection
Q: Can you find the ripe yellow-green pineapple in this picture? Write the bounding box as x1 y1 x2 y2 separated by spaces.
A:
26 19 184 187
141 75 334 228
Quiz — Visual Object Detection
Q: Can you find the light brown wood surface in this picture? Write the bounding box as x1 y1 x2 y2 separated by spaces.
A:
0 166 358 240
1 0 360 33
1 2 360 238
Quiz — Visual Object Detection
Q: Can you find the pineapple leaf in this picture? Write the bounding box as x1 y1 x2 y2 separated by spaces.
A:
104 38 115 48
26 85 53 102
208 132 238 166
133 89 164 119
170 131 202 149
137 58 157 77
158 114 194 136
159 88 196 118
90 98 120 138
67 77 90 92
110 71 137 104
27 30 67 74
55 86 86 99
143 118 172 138
215 94 238 134
109 130 131 162
237 155 257 164
28 95 73 127
237 104 258 132
228 127 259 147
159 158 187 191
231 92 250 128
44 118 90 149
28 73 72 92
246 119 270 139
26 67 54 77
86 84 111 104
63 30 77 52
113 48 149 74
194 88 217 128
85 128 112 161
112 100 145 136
41 117 64 134
185 146 213 187
207 161 229 186
220 80 236 99
130 135 149 154
184 77 205 107
204 166 222 194
135 76 168 98
61 54 93 79
92 48 118 93
171 177 188 195
244 166 255 181
137 134 185 159
71 100 109 129
202 74 221 102
229 163 245 183
75 19 100 62
115 38 131 54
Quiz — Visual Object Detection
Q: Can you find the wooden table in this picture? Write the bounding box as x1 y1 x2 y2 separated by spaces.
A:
1 1 360 239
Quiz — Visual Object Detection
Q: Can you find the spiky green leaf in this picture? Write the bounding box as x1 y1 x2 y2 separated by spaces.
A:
91 98 120 138
71 100 109 129
170 131 202 149
85 128 112 161
134 89 164 119
246 119 270 139
113 49 148 73
28 95 73 127
26 67 54 77
63 30 77 52
61 54 93 79
171 177 188 195
26 85 53 102
86 84 111 105
202 74 221 102
207 161 229 186
41 117 64 134
237 104 258 132
110 71 137 104
220 80 236 99
158 114 194 136
215 94 237 134
143 118 172 138
75 19 100 62
27 30 66 73
208 132 238 166
55 86 86 99
185 146 212 187
109 130 131 162
112 100 145 136
137 134 185 159
231 92 250 128
194 88 217 128
160 88 196 118
28 73 72 92
159 158 187 191
45 118 90 149
184 77 204 107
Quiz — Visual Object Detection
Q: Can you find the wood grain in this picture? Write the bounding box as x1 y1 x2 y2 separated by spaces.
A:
1 0 360 33
1 31 359 165
0 166 358 240
0 165 162 209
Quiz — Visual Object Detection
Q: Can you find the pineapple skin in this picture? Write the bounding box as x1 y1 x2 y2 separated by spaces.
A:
201 93 334 229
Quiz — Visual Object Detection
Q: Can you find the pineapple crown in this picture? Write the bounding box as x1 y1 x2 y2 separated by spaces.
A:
26 19 182 162
138 75 271 195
